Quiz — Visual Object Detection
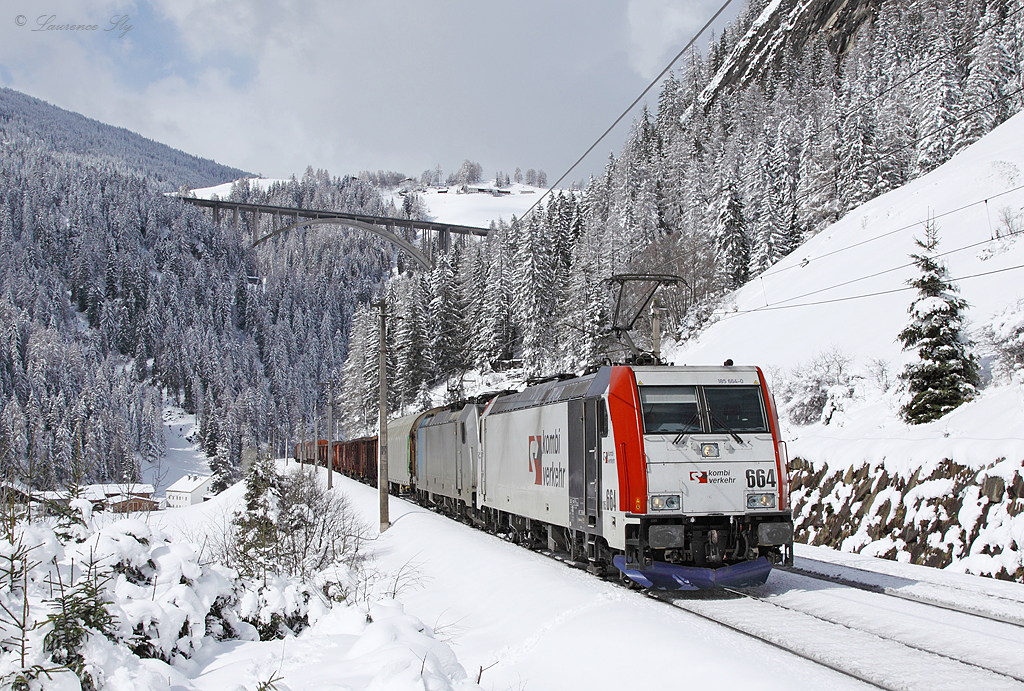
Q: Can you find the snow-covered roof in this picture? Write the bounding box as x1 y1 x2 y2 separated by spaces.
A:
166 474 212 494
80 484 156 501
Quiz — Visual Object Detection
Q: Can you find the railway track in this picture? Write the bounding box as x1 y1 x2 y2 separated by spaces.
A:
534 542 1024 689
647 589 901 691
779 560 1024 629
651 569 1024 691
532 544 1011 687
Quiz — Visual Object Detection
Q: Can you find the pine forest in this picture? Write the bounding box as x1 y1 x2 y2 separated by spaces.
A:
1 0 1023 491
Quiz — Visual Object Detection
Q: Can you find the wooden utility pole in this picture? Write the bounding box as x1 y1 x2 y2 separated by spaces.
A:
326 381 334 489
376 299 390 533
651 297 663 363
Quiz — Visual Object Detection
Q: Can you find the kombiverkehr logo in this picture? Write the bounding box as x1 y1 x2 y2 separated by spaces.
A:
690 469 736 485
528 431 565 488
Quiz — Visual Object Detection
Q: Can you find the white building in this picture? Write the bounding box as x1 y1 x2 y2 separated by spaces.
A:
165 474 213 508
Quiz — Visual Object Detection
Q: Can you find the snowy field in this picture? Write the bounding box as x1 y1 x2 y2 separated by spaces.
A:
136 464 1023 691
395 183 558 229
189 176 561 232
187 178 289 199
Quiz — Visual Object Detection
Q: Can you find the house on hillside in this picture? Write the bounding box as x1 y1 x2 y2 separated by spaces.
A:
165 474 213 508
80 483 157 512
107 494 161 513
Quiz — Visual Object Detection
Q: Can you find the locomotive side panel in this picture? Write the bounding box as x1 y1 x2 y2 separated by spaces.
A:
455 404 480 504
387 411 427 488
480 401 571 527
419 410 459 500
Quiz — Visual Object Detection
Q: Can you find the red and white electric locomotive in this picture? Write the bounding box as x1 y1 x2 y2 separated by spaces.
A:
475 363 792 589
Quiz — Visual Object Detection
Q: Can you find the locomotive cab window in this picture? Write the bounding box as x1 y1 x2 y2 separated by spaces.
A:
704 386 768 433
639 386 702 434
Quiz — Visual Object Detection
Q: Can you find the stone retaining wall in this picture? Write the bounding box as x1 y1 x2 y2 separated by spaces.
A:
790 457 1024 581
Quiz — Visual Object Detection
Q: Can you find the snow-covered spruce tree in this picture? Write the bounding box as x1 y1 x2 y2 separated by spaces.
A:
714 180 749 290
231 453 280 582
897 222 979 424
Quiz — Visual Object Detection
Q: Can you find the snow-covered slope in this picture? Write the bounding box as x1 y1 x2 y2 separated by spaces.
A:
665 110 1024 578
144 468 1024 691
150 470 878 691
667 109 1024 461
670 110 1024 376
403 183 555 228
188 178 290 199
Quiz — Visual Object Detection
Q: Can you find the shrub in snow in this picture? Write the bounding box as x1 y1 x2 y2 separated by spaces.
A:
0 508 241 688
227 458 369 636
780 347 855 425
275 466 367 581
43 560 116 690
898 222 979 424
981 299 1024 380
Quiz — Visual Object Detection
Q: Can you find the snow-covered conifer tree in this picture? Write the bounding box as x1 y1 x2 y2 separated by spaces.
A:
914 7 963 175
958 6 1014 149
898 221 979 424
714 181 749 289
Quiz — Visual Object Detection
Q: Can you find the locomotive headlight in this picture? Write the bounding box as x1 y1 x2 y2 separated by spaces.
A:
746 493 777 509
701 443 720 458
650 494 681 511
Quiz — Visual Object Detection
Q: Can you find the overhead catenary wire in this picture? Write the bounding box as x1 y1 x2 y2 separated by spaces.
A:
716 262 1024 317
710 191 1024 318
745 226 1022 311
517 0 738 223
760 181 1024 280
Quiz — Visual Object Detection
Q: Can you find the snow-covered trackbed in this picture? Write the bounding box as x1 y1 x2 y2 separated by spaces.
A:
653 564 1024 691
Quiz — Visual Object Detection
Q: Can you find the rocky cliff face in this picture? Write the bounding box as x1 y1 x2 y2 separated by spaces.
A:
698 0 880 111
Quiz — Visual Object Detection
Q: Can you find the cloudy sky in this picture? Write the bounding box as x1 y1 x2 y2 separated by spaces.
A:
1 1 741 184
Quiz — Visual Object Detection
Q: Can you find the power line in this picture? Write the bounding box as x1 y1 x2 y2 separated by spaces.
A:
718 262 1024 316
518 0 738 223
765 225 1024 309
754 224 1024 310
762 181 1024 279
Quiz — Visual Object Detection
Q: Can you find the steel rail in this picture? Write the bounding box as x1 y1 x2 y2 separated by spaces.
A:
720 584 1024 685
778 564 1024 630
647 590 900 691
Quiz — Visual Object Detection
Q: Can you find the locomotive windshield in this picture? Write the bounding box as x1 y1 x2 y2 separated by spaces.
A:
704 386 768 433
638 385 769 434
639 386 702 433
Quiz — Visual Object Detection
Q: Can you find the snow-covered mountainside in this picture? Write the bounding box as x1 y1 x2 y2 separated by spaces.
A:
669 109 1024 378
0 87 248 191
695 0 878 113
664 110 1024 578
